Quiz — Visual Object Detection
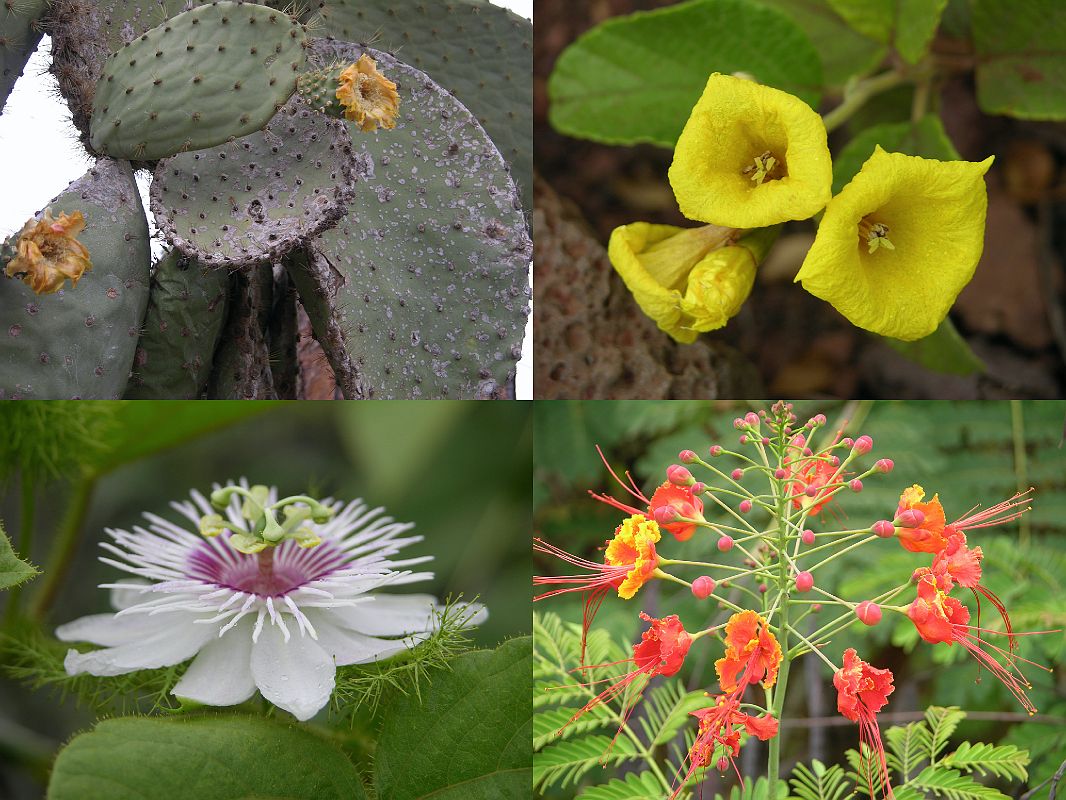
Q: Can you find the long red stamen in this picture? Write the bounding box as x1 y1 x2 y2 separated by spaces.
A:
858 709 893 800
592 445 651 506
952 489 1033 531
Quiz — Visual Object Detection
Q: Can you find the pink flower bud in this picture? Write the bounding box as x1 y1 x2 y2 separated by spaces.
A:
709 445 723 457
896 509 925 528
812 603 822 613
801 529 815 545
667 464 694 486
690 482 706 495
805 485 819 498
849 479 863 492
856 601 882 626
739 499 752 513
761 437 770 445
812 414 826 426
774 468 787 479
733 418 746 430
717 535 734 552
654 505 680 525
803 447 813 456
853 435 873 455
679 449 697 464
758 583 768 594
872 520 895 537
841 437 854 448
692 576 716 599
744 412 759 427
792 433 807 449
731 468 743 480
795 571 814 592
828 455 840 467
875 458 894 474
739 434 749 444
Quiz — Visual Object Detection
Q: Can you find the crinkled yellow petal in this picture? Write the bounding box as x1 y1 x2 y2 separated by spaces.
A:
794 147 992 341
669 74 832 228
679 247 757 333
4 210 92 295
336 54 400 133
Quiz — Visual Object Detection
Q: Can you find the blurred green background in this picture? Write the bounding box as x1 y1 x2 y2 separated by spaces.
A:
0 400 531 798
534 400 1066 796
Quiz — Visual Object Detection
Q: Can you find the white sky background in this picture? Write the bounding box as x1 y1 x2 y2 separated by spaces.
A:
0 0 534 399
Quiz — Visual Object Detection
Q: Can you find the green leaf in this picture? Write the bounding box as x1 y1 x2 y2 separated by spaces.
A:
534 706 612 750
924 706 967 762
885 721 932 780
548 0 822 148
576 771 670 800
884 318 985 377
831 115 960 194
534 734 641 790
0 519 37 590
942 742 1029 782
908 765 1011 800
827 0 947 63
47 715 367 800
375 638 532 800
754 0 886 88
88 401 281 475
971 0 1066 120
788 759 851 800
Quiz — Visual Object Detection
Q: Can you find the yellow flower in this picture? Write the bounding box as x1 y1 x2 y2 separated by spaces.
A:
794 147 993 341
669 74 832 228
608 222 774 343
3 209 92 295
336 55 400 132
604 514 661 599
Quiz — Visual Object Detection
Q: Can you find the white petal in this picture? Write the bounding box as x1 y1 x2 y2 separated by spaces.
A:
64 617 219 677
311 616 424 666
56 612 169 647
250 622 335 721
172 617 257 707
109 579 151 611
324 594 439 636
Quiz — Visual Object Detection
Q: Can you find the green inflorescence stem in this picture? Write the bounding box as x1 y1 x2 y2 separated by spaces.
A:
4 479 37 624
31 475 97 620
767 433 792 791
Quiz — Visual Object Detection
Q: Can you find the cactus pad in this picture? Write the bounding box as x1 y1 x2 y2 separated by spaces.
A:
90 1 307 160
288 41 530 399
1 0 46 113
0 159 150 399
314 0 532 217
124 249 228 399
150 94 360 268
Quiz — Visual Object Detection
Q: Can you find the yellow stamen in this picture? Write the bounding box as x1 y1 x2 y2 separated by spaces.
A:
743 151 781 186
859 218 894 254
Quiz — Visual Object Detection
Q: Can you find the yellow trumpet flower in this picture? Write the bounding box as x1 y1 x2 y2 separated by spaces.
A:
795 146 993 341
669 74 832 228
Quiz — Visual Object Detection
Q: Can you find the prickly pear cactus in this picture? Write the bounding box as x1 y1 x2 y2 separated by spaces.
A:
288 42 530 399
0 0 46 112
150 94 361 268
314 0 533 218
90 1 307 159
0 159 150 399
124 249 228 399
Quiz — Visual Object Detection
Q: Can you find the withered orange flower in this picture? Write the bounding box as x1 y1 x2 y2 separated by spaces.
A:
336 54 400 132
4 210 92 295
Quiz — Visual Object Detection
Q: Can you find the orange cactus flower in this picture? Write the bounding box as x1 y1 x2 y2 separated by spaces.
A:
562 613 692 747
336 54 400 132
907 575 1046 714
673 694 779 795
533 514 661 660
835 648 895 800
589 446 706 541
715 610 783 692
894 484 948 553
4 209 92 295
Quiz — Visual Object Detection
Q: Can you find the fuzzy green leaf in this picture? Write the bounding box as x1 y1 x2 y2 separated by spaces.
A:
548 0 822 148
0 519 37 590
942 742 1029 782
827 0 947 63
971 0 1066 119
47 715 367 800
576 771 669 800
375 637 532 800
908 766 1011 800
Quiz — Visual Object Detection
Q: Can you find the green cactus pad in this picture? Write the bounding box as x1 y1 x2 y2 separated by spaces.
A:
1 0 46 113
0 159 151 399
89 1 307 160
150 94 360 268
288 42 530 400
124 249 229 399
314 0 532 218
205 264 277 399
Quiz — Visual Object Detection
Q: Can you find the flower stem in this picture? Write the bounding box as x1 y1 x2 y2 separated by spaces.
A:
4 479 36 624
31 475 97 620
823 70 910 133
767 462 791 790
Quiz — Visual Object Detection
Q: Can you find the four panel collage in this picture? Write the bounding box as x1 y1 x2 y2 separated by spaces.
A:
0 1 1064 799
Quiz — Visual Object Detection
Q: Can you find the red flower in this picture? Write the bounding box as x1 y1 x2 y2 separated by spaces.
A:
715 610 783 692
590 446 706 541
835 649 895 800
562 613 692 746
894 485 948 553
930 528 983 589
533 515 661 661
906 575 1044 714
672 694 778 797
786 453 839 516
